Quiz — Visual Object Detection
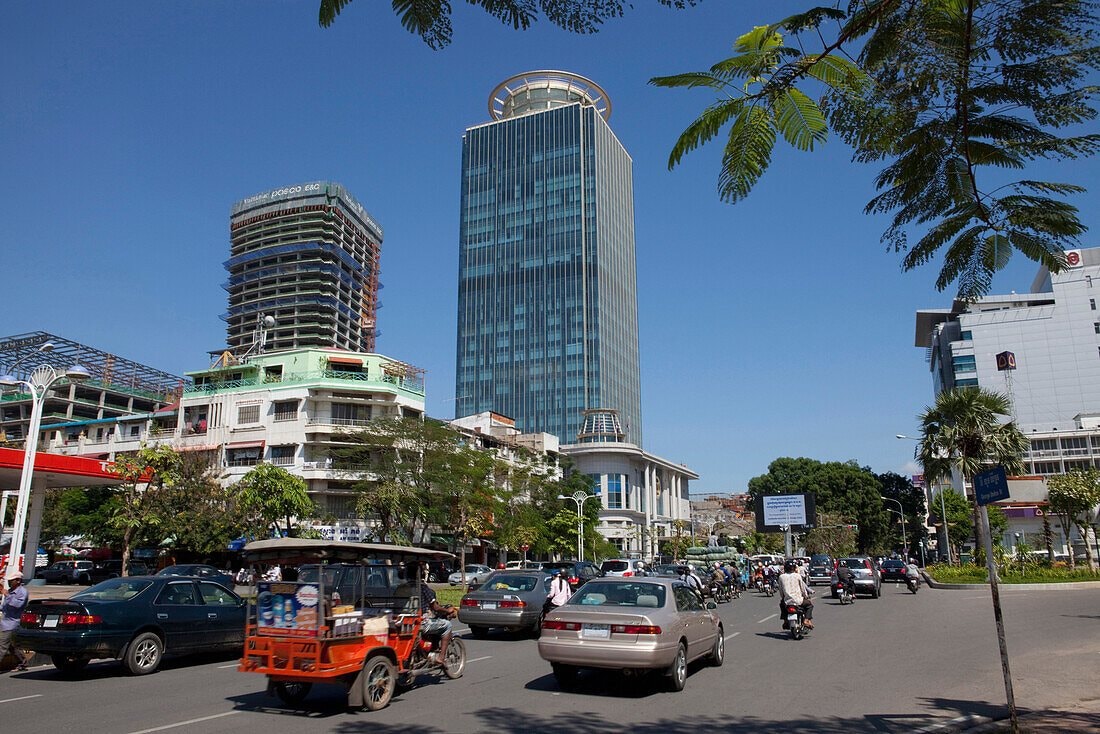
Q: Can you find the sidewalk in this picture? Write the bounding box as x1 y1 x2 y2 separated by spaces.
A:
957 702 1100 733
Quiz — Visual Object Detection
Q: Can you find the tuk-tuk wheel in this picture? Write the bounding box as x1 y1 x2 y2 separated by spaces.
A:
274 681 312 706
361 654 397 711
443 637 466 679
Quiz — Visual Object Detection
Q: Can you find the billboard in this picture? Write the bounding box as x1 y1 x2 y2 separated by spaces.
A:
754 493 816 533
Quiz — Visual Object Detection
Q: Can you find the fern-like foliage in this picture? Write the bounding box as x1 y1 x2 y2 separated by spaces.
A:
319 0 699 49
653 0 1100 299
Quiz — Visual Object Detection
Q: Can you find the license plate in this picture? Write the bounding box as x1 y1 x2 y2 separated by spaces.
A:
582 623 610 639
481 602 497 610
43 615 59 628
787 614 799 623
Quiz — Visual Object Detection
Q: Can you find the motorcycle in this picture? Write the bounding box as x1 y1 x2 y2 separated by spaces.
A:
906 575 920 594
762 576 776 597
783 602 808 640
710 581 733 603
398 624 466 688
836 579 854 605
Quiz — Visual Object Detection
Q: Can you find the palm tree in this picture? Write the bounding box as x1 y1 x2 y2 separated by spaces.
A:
917 388 1028 552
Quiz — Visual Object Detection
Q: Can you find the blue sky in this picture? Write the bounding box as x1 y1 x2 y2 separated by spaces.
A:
3 2 1097 495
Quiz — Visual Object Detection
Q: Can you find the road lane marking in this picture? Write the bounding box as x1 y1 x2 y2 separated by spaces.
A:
724 631 741 641
126 711 240 734
757 613 777 623
466 655 492 663
0 695 43 705
217 663 239 669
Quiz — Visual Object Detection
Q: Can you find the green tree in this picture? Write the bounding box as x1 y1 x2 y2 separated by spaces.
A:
107 445 182 575
39 486 116 549
232 463 316 539
931 486 974 562
917 387 1028 561
651 2 1099 299
747 457 891 553
317 0 699 49
877 471 927 559
802 512 857 558
1047 470 1100 572
331 417 465 544
151 451 243 556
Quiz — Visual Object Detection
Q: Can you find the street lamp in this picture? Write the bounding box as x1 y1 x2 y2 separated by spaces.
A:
558 491 596 561
0 360 90 580
897 433 952 564
880 496 908 559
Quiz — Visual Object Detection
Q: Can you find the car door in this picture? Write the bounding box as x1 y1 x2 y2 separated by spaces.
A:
196 581 246 647
672 584 708 658
153 580 207 652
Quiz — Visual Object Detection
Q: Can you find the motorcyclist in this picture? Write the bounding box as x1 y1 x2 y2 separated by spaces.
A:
778 560 814 629
905 559 921 587
836 560 856 598
397 560 458 665
709 562 726 588
677 564 704 597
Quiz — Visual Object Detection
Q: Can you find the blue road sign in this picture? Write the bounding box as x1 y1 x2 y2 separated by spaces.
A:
974 466 1010 505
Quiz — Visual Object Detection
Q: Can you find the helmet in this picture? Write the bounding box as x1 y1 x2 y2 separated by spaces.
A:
784 560 797 572
677 564 689 574
713 562 721 569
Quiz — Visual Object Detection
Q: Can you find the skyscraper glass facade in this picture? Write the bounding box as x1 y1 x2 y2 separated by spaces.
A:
456 72 642 445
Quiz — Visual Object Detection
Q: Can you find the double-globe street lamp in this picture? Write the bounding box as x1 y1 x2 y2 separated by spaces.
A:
558 491 595 562
0 357 90 580
897 433 953 564
880 495 908 559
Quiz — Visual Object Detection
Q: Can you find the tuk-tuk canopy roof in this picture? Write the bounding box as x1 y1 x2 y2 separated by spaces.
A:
242 538 455 565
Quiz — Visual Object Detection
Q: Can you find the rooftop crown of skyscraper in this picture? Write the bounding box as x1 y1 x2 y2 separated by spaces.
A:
489 70 611 121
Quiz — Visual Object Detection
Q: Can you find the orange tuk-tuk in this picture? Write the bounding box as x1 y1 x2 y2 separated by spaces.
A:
238 538 464 710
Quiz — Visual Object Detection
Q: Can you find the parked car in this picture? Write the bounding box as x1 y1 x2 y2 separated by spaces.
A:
831 556 881 598
538 577 724 691
459 570 552 638
540 561 603 591
807 554 834 586
879 559 908 583
600 558 648 577
155 564 235 589
88 559 153 584
423 560 455 582
16 575 246 675
448 564 494 587
504 560 543 570
40 560 95 585
648 563 681 578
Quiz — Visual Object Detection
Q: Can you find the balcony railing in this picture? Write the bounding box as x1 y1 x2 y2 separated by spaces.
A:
270 456 295 466
184 369 424 397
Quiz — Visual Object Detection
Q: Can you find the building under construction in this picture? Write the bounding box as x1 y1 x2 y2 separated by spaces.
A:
0 331 183 451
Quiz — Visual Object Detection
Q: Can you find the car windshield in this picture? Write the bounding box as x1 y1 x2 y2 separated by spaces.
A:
482 574 543 592
157 565 196 576
600 561 630 572
810 555 830 565
463 565 484 573
883 560 905 568
840 558 868 570
74 578 154 601
569 582 666 608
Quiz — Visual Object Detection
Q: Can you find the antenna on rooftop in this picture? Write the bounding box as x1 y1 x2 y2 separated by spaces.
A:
242 313 276 361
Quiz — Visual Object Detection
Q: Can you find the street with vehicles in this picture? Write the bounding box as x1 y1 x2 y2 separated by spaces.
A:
5 578 1097 733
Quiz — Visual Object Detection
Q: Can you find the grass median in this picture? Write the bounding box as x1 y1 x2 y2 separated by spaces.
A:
927 563 1099 584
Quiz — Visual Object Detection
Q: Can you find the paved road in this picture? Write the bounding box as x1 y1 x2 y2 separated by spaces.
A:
6 581 1098 733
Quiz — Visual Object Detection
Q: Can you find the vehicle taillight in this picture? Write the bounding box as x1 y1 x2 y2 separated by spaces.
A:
461 598 478 607
20 612 39 625
542 620 581 631
611 624 660 635
499 599 526 608
61 614 102 626
622 571 633 577
568 576 579 586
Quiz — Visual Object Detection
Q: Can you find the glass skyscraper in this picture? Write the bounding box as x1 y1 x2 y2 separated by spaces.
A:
455 71 642 445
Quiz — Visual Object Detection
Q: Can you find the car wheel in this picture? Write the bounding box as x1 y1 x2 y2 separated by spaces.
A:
469 625 489 639
668 642 688 691
273 681 312 705
443 637 465 679
51 654 89 674
427 573 438 582
124 632 163 675
360 654 396 711
710 629 725 667
552 663 578 689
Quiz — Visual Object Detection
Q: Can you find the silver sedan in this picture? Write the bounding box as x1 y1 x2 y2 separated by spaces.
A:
458 570 551 638
537 577 724 691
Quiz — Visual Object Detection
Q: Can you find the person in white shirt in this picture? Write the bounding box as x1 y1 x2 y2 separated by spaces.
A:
546 570 572 610
778 560 814 629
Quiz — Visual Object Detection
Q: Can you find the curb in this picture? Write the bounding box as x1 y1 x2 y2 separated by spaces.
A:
923 577 1100 591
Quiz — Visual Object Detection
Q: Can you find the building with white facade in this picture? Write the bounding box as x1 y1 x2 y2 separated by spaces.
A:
914 247 1100 558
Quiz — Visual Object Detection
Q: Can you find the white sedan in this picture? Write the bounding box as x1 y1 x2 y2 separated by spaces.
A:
448 564 494 586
